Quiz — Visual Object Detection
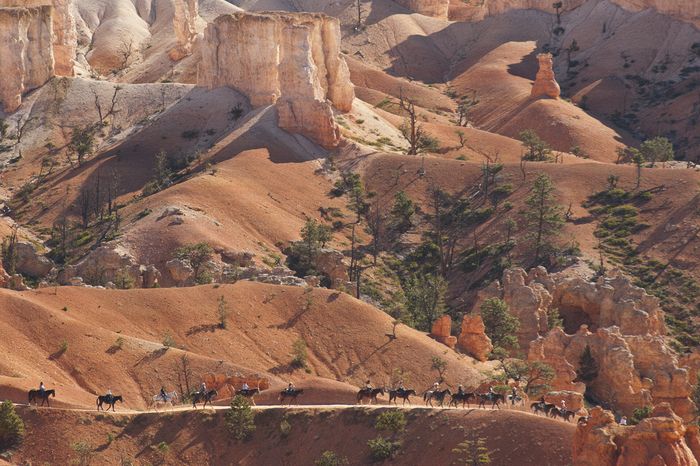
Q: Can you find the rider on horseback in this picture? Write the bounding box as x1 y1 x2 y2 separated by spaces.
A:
106 388 113 403
242 382 250 392
364 379 373 393
457 384 465 395
286 382 295 393
199 382 207 395
397 380 405 393
160 386 167 402
39 381 46 396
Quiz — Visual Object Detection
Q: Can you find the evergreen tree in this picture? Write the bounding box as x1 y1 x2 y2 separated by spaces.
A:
480 298 520 352
523 173 564 263
225 395 256 440
0 399 24 449
576 345 599 384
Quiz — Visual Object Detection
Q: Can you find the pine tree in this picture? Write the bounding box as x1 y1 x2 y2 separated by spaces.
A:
225 395 256 440
480 297 520 352
0 399 24 449
524 173 564 263
576 345 599 384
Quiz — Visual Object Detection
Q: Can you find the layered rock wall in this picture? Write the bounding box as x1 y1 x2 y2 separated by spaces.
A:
0 6 54 113
169 0 199 61
198 12 354 148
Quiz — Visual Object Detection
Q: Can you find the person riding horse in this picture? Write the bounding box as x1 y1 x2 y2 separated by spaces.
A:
199 382 207 395
159 386 168 402
286 382 295 393
106 388 113 403
457 384 465 395
39 381 46 397
363 380 373 393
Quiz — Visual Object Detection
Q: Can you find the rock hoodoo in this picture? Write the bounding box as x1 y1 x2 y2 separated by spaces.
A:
429 315 457 349
169 0 199 61
476 266 696 420
573 404 700 466
198 12 354 148
456 314 493 361
531 53 560 99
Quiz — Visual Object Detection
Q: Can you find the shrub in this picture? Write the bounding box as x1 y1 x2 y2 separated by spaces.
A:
181 130 200 140
279 418 291 438
315 450 349 466
0 400 24 450
290 338 308 369
225 395 256 440
367 436 400 461
162 333 175 348
71 441 94 466
58 339 69 354
375 410 407 433
630 406 653 425
217 296 230 329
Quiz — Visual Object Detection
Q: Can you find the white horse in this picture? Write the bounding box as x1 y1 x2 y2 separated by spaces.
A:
151 391 178 410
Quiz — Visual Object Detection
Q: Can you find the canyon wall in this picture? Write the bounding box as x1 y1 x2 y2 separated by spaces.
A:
198 12 354 148
0 6 54 113
169 0 199 61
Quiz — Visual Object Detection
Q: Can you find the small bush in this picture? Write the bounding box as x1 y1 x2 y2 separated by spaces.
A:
0 400 24 450
217 296 230 329
225 395 256 440
630 406 653 425
367 436 401 461
58 339 69 354
181 130 200 140
71 441 94 466
315 450 349 466
290 338 308 369
279 418 291 438
375 410 407 433
162 333 175 348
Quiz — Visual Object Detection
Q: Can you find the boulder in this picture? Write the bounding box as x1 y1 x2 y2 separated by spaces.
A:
531 53 560 99
429 315 457 349
165 259 194 285
456 314 493 361
315 249 349 286
14 242 53 278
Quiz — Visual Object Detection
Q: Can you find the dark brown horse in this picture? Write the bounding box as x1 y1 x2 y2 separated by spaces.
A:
531 401 556 416
279 388 303 405
96 394 123 411
549 407 576 422
477 392 505 409
28 389 55 407
450 392 476 408
357 387 385 404
388 389 416 405
192 389 218 409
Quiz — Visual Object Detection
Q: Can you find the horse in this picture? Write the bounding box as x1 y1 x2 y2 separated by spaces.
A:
530 401 556 416
577 415 590 426
550 407 576 422
28 389 55 407
508 394 524 407
279 388 303 405
236 388 262 406
477 392 505 409
96 394 123 412
357 387 385 405
449 392 476 408
151 391 178 410
191 389 218 409
388 389 416 405
424 389 451 407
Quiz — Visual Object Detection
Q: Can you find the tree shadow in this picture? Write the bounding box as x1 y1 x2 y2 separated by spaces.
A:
185 323 219 336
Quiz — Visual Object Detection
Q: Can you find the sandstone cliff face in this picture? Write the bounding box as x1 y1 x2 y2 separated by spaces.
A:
429 315 457 349
573 404 700 466
0 6 54 113
395 0 449 19
456 314 493 361
531 53 560 99
198 12 354 148
0 0 76 76
169 0 199 61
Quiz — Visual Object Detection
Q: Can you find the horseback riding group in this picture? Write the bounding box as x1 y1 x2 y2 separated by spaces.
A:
27 379 302 411
530 397 577 422
356 380 519 410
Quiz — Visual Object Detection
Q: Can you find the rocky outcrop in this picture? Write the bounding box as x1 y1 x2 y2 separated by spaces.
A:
198 12 354 148
544 390 585 413
395 0 449 19
14 242 53 278
529 326 696 420
456 314 493 361
169 0 198 61
430 315 457 349
531 53 560 99
59 246 160 288
315 249 349 286
0 6 54 113
573 404 700 466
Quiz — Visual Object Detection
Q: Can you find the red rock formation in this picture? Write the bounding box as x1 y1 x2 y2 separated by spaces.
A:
573 404 700 466
395 0 449 19
531 53 561 99
198 12 354 149
456 314 492 361
429 315 457 349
